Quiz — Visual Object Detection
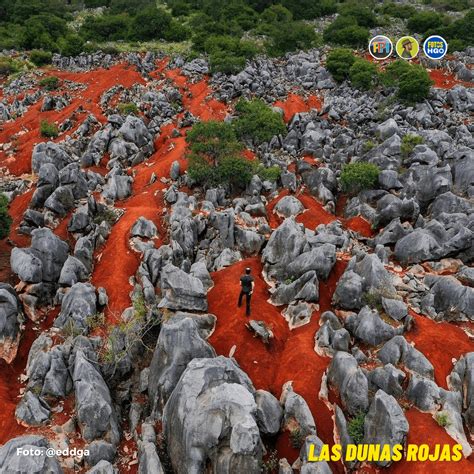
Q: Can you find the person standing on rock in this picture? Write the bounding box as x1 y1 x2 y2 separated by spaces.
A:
238 267 254 316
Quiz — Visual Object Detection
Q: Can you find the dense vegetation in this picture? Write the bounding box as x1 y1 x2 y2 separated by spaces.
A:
340 162 380 194
0 0 471 67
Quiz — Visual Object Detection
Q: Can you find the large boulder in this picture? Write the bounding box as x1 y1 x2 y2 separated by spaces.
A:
280 383 317 438
449 352 474 435
345 307 404 346
285 244 336 281
0 283 23 363
378 336 434 378
163 356 262 474
364 390 409 467
328 352 369 416
0 435 63 473
11 228 69 284
262 217 307 279
255 390 283 436
274 196 304 218
148 316 216 415
54 283 98 333
71 338 120 445
32 142 72 173
158 264 207 312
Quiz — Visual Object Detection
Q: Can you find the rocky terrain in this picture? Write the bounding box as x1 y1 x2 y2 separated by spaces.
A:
0 47 473 474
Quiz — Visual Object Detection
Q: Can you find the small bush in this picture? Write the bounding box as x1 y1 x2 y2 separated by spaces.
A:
349 59 378 90
0 57 21 76
261 449 279 473
348 412 365 444
323 16 369 48
267 20 319 56
128 6 172 41
39 76 59 90
363 140 375 152
58 34 85 57
257 165 281 182
233 99 287 145
40 120 59 138
0 194 12 240
117 102 139 115
326 48 356 82
92 206 117 226
397 65 433 103
381 60 412 87
340 162 380 194
407 11 444 34
30 49 52 66
435 411 450 427
289 427 305 449
401 134 423 157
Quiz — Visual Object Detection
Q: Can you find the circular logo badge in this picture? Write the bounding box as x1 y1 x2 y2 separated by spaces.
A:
423 35 448 60
369 35 393 60
396 36 419 60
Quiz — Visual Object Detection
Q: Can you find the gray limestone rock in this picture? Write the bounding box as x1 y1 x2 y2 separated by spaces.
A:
255 389 283 435
364 390 409 467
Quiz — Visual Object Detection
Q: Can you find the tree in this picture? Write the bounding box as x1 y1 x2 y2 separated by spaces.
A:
338 3 376 27
323 16 369 48
381 60 412 87
233 99 286 144
326 48 356 82
0 194 12 240
30 49 52 66
186 121 254 189
397 65 432 103
267 20 318 56
128 6 172 41
349 59 378 90
57 34 84 57
282 0 337 20
407 11 443 34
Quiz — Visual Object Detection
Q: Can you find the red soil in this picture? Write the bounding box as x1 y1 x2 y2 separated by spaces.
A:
0 63 145 176
208 257 347 472
391 408 474 473
405 310 473 390
428 68 472 90
274 93 323 123
345 215 373 238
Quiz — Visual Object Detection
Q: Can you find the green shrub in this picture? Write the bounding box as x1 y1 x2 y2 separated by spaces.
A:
381 60 412 87
323 16 369 47
363 140 375 152
257 165 281 182
282 0 337 20
338 3 377 27
348 412 365 444
80 14 132 42
0 57 21 76
40 120 59 138
39 76 59 90
204 35 259 74
57 34 84 57
326 48 356 82
233 99 286 144
434 411 450 427
186 121 254 189
128 6 172 41
381 3 416 19
117 102 139 115
289 427 304 448
340 162 380 194
401 134 423 157
407 11 444 34
349 59 378 90
397 65 432 103
30 49 52 66
267 20 319 56
0 194 12 240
